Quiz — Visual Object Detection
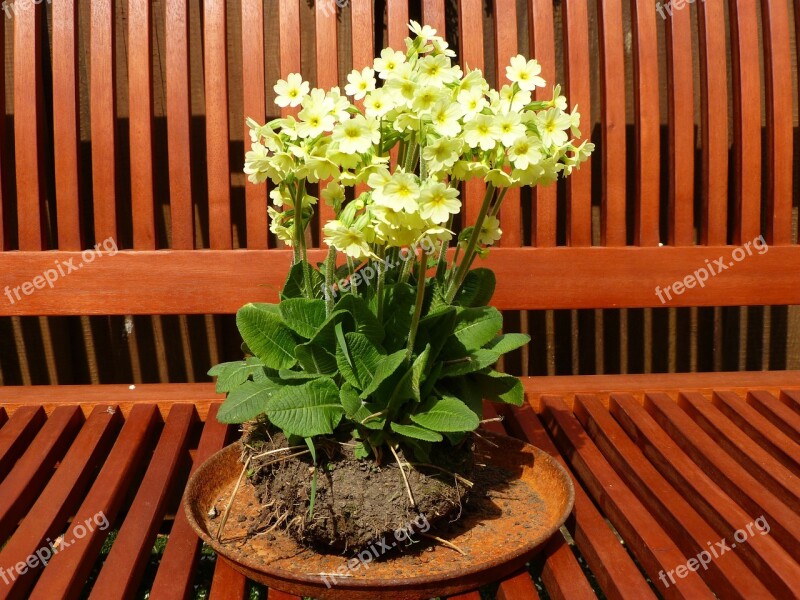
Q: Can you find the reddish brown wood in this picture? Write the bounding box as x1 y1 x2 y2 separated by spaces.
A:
0 14 4 251
644 393 800 557
266 591 303 600
90 0 118 244
538 395 714 599
574 394 772 599
279 0 302 122
446 592 482 600
780 389 800 413
510 405 658 600
713 391 800 475
762 0 793 245
14 0 46 251
562 0 592 247
242 0 269 249
609 393 800 598
495 570 540 600
597 0 626 246
149 405 229 599
0 405 121 600
747 390 800 441
52 0 83 250
664 7 694 246
677 392 799 511
528 0 556 247
387 0 409 48
422 0 445 33
0 406 83 543
696 0 728 245
0 409 6 428
315 0 339 238
0 406 45 480
89 405 196 599
204 0 232 249
350 0 375 71
128 0 156 250
166 0 195 249
729 0 761 244
209 559 248 599
631 0 660 246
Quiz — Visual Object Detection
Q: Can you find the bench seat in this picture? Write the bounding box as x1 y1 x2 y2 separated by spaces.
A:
1 372 798 599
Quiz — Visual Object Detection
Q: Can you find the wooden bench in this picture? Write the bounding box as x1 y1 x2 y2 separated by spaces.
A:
1 0 799 598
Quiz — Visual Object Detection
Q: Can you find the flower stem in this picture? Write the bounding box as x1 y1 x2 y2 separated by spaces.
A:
324 245 336 315
405 251 428 360
293 181 312 298
376 246 386 323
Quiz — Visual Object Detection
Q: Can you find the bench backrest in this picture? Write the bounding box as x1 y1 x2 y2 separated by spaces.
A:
1 0 798 318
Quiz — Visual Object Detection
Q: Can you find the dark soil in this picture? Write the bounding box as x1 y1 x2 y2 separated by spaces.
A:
241 424 483 553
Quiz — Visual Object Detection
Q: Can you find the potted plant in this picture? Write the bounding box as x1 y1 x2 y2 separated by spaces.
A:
186 21 590 599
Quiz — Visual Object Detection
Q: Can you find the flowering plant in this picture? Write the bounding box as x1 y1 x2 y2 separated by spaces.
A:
211 21 592 463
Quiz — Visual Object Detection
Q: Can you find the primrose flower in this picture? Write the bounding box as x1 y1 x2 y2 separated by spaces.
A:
332 115 379 154
430 101 464 137
297 95 336 138
408 20 438 44
495 112 525 147
479 215 502 245
508 135 542 170
364 88 394 119
419 182 461 224
536 108 571 147
323 220 371 259
375 171 420 213
417 54 457 87
411 86 443 114
463 114 500 151
345 67 376 100
457 88 488 118
374 48 406 79
274 73 309 108
422 137 463 173
505 55 546 91
244 143 272 184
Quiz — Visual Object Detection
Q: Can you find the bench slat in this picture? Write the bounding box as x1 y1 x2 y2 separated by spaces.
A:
0 405 121 600
0 406 83 543
423 0 445 32
495 570 540 600
279 0 301 82
780 389 800 413
747 390 800 440
88 404 196 599
166 0 195 249
351 0 375 71
128 0 156 250
0 406 45 481
89 0 118 244
315 0 339 237
52 0 83 250
150 404 229 598
539 395 715 599
209 558 247 600
610 393 800 597
204 0 233 250
575 394 771 599
242 0 269 249
266 590 302 600
387 0 408 47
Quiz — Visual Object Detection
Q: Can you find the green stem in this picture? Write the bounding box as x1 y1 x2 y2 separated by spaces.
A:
324 245 336 315
293 182 312 298
347 257 358 296
376 246 386 323
405 252 428 360
435 213 454 283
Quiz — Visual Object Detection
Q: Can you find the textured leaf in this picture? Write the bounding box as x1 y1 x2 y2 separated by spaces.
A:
486 333 531 355
218 379 283 424
295 342 337 374
474 371 525 406
390 422 443 442
335 295 384 343
279 298 327 339
266 378 345 437
360 349 407 398
208 361 261 393
410 395 480 432
453 268 496 307
382 283 416 352
236 303 298 370
440 349 501 377
444 306 503 355
388 345 430 412
282 260 325 300
335 332 384 390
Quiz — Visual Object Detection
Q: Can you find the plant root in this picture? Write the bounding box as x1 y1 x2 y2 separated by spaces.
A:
389 444 417 508
420 532 467 555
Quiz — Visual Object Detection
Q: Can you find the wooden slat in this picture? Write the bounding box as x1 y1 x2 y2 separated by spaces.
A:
597 0 626 246
729 0 761 244
0 13 4 251
665 6 694 246
610 393 800 597
631 0 660 246
528 0 557 246
713 390 800 475
242 0 269 249
575 394 772 599
538 395 714 599
780 389 800 413
493 0 521 249
350 0 375 71
644 393 800 557
0 406 83 543
747 390 800 440
128 0 156 249
89 404 196 599
696 0 728 245
387 0 409 48
13 0 46 250
422 0 445 33
511 404 657 600
457 0 484 227
0 409 6 428
267 591 302 600
209 559 248 600
3 246 800 315
762 0 793 245
90 0 118 243
150 405 229 599
279 0 301 80
678 392 799 509
315 0 339 238
0 406 45 481
166 0 194 249
0 405 121 600
52 0 83 250
30 404 161 600
562 1 592 246
495 570 540 600
204 0 232 249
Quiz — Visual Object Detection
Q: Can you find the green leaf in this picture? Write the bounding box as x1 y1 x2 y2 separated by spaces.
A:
390 422 443 442
335 295 384 344
208 361 262 393
444 306 503 355
360 349 407 398
453 268 496 307
340 383 365 418
279 298 327 339
414 306 457 361
295 342 337 374
266 378 345 437
486 333 530 355
440 349 501 377
218 379 283 424
335 332 384 390
389 345 430 410
278 369 322 381
474 371 525 406
382 283 416 351
410 395 480 433
236 303 298 370
282 260 324 300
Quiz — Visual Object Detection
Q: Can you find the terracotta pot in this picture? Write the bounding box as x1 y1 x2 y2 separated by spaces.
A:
185 431 574 600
